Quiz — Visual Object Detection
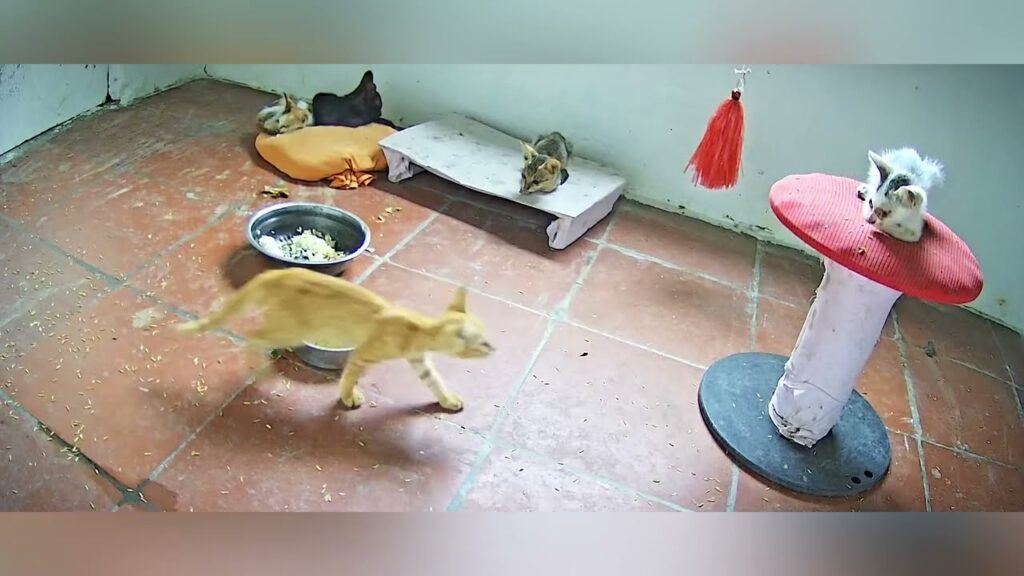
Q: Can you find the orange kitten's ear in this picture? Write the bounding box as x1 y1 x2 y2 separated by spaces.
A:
542 158 562 173
447 286 468 313
521 142 536 161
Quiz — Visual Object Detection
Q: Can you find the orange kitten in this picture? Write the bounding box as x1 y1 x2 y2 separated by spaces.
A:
176 268 494 411
256 93 313 135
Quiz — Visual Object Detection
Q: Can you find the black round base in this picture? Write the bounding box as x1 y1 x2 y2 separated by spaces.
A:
698 352 891 497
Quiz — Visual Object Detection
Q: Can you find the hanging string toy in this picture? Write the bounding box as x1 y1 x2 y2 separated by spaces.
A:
685 66 751 190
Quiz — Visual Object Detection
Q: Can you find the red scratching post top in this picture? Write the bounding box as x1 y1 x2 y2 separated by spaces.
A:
768 174 983 305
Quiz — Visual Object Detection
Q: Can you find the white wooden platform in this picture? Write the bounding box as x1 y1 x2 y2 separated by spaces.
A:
378 114 626 250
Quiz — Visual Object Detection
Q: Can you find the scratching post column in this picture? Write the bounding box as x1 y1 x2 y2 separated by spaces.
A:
768 258 901 448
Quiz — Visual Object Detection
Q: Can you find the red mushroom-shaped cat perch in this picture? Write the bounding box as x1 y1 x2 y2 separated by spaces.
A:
698 173 983 497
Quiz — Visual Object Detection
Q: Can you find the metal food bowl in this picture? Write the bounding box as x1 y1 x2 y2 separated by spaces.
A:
294 341 354 371
246 202 371 276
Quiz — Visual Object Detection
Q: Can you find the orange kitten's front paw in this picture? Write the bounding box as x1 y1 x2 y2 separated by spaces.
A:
439 394 464 412
340 389 364 410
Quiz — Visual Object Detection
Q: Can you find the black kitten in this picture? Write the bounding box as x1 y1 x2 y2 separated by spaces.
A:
312 70 400 129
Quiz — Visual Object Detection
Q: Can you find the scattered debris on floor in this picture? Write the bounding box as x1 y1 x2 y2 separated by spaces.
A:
924 340 938 358
260 185 290 199
373 206 403 223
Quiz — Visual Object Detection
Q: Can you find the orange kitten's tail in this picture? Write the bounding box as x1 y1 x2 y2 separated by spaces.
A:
175 286 255 335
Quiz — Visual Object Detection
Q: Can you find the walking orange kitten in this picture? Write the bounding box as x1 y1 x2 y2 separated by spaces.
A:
175 268 494 411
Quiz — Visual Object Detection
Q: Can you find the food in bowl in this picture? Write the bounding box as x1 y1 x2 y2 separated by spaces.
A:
307 337 349 349
257 227 348 263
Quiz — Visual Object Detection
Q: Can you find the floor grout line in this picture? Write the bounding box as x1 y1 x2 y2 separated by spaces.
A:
121 200 249 284
727 240 764 512
916 436 1024 473
600 243 748 293
552 241 604 321
385 261 549 318
381 259 713 372
565 320 709 371
0 276 93 330
0 214 126 292
945 356 1019 390
726 465 740 512
891 311 933 512
986 322 1024 428
444 439 495 512
488 316 560 435
0 385 143 510
0 210 266 501
987 320 1019 388
352 198 452 285
440 284 567 510
447 240 608 508
142 369 262 489
582 224 849 321
746 241 764 349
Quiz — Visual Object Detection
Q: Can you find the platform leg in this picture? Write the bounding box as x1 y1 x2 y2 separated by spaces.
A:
545 190 621 250
382 148 423 183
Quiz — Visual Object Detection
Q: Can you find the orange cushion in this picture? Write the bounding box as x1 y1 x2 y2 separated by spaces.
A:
769 174 983 305
254 124 396 182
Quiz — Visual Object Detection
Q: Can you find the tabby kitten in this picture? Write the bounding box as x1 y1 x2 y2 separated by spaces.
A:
175 268 494 411
519 131 573 194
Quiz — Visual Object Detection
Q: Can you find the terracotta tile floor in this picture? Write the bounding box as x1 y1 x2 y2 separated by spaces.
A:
2 79 1023 512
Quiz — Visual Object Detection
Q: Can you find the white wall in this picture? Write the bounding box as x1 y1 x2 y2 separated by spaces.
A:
206 64 1024 332
109 64 203 103
0 64 201 156
0 64 108 155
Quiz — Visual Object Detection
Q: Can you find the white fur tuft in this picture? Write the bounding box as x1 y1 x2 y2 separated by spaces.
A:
917 155 945 189
877 147 945 191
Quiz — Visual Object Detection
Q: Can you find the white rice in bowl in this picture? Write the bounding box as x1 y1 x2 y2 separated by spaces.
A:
258 228 346 263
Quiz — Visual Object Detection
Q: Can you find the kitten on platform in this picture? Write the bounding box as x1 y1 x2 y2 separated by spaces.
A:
856 147 945 243
519 131 574 194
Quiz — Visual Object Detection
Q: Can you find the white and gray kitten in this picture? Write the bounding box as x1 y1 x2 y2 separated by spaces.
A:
855 147 944 242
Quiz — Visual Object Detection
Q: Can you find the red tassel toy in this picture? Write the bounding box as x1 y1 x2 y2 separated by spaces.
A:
685 67 750 190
